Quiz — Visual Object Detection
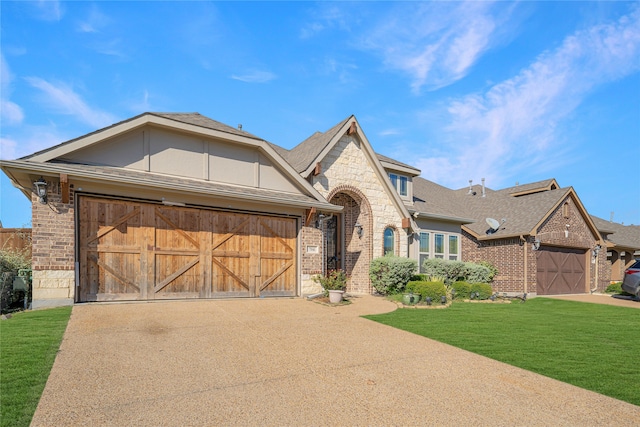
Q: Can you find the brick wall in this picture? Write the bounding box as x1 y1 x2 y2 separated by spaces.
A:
536 195 605 292
462 194 607 295
329 188 373 293
31 178 76 308
300 216 324 295
462 231 529 294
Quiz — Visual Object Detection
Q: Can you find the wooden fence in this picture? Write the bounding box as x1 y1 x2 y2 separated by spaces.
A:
0 228 32 256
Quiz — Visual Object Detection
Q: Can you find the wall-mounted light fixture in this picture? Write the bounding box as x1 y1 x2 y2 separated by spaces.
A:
33 177 48 205
592 244 601 263
354 222 363 238
532 238 541 251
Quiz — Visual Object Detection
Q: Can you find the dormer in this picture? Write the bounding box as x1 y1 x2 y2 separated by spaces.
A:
377 154 421 203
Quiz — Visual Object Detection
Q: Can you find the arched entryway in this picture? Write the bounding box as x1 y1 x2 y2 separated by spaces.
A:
326 186 372 294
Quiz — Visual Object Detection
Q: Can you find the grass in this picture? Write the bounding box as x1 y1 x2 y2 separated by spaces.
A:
364 298 640 406
0 307 72 427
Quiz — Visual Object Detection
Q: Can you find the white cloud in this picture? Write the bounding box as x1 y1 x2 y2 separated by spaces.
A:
1 55 24 125
25 77 116 128
231 71 277 83
379 129 401 137
300 5 351 39
77 5 110 33
33 0 63 22
0 126 65 160
1 100 24 125
414 5 640 188
360 1 507 92
0 137 18 160
128 90 152 114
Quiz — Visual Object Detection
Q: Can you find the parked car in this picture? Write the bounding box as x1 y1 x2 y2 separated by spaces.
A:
621 259 640 298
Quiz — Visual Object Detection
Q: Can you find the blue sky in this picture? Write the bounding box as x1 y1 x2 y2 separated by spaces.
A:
1 1 639 228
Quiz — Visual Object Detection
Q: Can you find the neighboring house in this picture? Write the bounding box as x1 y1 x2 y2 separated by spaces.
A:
409 177 610 295
590 216 640 283
0 112 624 308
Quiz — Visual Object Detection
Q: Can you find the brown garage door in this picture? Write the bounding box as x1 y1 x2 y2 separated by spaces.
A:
536 246 586 295
78 196 297 302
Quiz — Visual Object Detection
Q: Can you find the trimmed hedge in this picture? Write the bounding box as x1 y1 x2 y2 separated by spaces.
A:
451 281 471 299
406 280 447 301
421 258 495 285
470 283 494 300
369 256 417 295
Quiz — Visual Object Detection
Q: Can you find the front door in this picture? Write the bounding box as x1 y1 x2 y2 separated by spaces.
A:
325 215 342 272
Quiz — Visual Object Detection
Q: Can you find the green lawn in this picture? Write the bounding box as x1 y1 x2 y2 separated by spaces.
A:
365 298 640 406
0 307 72 427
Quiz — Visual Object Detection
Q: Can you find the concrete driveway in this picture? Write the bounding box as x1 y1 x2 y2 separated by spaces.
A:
32 296 639 426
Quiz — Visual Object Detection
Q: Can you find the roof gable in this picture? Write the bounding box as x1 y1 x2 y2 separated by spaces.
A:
281 117 352 174
502 178 560 197
3 112 339 210
294 116 417 229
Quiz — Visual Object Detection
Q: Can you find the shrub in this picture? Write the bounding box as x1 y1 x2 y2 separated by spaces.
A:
451 281 471 299
406 280 447 301
421 258 450 281
410 274 428 282
464 264 493 284
369 256 417 295
470 283 493 300
313 269 347 292
477 261 498 282
605 282 633 296
421 258 494 284
1 248 32 314
605 282 622 294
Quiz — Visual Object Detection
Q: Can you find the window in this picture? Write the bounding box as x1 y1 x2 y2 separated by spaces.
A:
384 227 395 256
389 174 398 189
389 173 408 197
417 230 461 263
399 176 408 196
419 232 430 272
448 235 459 260
434 233 444 259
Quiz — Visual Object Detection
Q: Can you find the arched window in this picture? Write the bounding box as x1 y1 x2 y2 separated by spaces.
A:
384 227 395 256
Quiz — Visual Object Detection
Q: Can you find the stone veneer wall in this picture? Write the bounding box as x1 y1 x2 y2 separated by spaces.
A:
31 179 76 308
307 134 407 294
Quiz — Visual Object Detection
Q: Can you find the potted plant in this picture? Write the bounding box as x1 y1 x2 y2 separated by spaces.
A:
313 270 347 303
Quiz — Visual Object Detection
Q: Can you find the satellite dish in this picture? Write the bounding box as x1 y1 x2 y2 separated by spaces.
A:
486 217 500 234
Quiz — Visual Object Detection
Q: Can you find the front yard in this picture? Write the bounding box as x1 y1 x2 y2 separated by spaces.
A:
0 307 71 427
365 298 640 406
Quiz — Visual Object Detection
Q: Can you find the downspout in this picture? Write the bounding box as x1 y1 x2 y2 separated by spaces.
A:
591 243 601 293
520 235 528 295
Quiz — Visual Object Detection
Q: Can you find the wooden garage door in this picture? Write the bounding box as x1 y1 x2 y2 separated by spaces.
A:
78 196 297 302
536 246 586 295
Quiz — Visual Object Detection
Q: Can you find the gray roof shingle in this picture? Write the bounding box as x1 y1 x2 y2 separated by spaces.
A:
591 215 640 250
20 112 264 161
277 117 352 173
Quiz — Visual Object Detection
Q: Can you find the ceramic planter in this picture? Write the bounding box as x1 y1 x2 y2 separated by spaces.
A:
328 290 344 303
402 293 420 305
